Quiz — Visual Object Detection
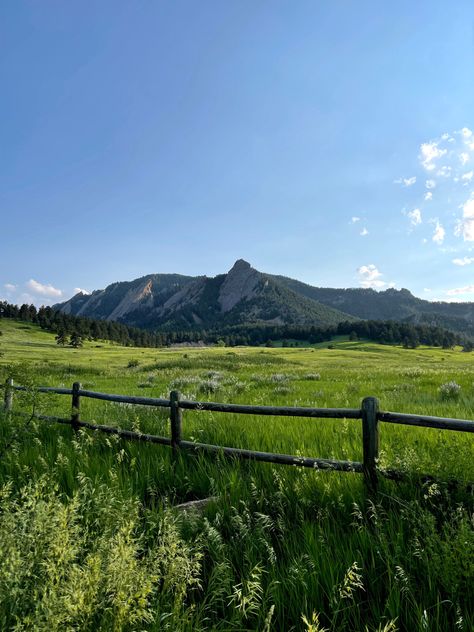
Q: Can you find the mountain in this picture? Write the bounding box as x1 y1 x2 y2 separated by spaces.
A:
55 260 474 336
271 275 474 336
55 260 355 330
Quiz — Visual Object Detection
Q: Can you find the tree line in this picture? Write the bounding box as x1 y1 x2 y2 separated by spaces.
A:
0 301 470 350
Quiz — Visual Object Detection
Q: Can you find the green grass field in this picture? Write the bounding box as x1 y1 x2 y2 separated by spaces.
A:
0 319 473 631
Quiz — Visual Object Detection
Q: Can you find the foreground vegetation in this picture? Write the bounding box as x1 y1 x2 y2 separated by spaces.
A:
0 320 473 631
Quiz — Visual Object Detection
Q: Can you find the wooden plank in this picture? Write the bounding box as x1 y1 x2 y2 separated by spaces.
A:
33 413 173 446
178 439 364 472
170 390 182 450
4 378 13 411
362 396 379 493
71 382 81 431
26 411 362 472
10 385 73 395
78 389 170 407
179 399 362 419
174 497 217 513
379 411 474 433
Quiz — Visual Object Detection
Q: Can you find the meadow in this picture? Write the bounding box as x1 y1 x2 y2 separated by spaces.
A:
0 319 473 631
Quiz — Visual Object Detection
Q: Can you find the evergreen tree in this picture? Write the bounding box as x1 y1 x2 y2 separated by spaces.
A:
55 330 68 346
69 332 83 348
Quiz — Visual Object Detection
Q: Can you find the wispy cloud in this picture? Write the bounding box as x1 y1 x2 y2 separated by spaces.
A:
446 284 474 296
455 198 474 241
397 127 474 252
394 176 417 187
26 279 63 298
351 216 360 223
420 142 447 171
4 283 17 291
357 264 388 289
436 166 452 178
407 208 422 226
432 220 445 245
452 256 474 266
360 227 368 236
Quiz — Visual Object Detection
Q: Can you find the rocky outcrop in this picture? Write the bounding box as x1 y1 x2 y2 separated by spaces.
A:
218 259 260 312
108 280 154 321
162 277 207 312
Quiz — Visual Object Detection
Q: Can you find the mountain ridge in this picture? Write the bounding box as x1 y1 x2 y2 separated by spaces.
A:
55 260 356 330
55 260 474 336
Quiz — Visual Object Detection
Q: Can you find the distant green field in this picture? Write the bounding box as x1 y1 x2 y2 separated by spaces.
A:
0 319 473 631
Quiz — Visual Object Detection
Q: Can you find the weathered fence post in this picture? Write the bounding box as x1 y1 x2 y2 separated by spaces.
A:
4 378 13 412
71 382 81 431
362 396 379 493
170 390 182 451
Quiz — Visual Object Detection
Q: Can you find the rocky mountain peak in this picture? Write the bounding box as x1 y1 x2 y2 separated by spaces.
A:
229 259 252 272
219 259 260 312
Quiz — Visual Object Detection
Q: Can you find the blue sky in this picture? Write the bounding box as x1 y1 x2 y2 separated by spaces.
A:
1 1 474 307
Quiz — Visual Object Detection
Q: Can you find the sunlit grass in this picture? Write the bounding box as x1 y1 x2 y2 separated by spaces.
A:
0 320 473 631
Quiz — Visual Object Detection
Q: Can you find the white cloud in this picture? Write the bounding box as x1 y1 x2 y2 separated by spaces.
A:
452 256 474 266
357 264 387 289
4 283 17 291
407 208 422 226
420 142 447 170
423 288 431 292
461 171 473 183
424 191 433 201
461 127 473 139
460 152 470 166
351 216 360 223
425 179 436 189
447 284 474 296
436 166 452 177
26 279 62 298
360 227 368 236
455 198 474 241
73 287 91 295
432 220 445 245
394 177 416 186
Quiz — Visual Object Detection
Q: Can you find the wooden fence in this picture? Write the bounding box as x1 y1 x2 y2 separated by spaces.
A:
2 378 474 492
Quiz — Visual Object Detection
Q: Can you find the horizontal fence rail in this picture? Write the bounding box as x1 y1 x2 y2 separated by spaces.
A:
2 379 474 492
378 411 474 433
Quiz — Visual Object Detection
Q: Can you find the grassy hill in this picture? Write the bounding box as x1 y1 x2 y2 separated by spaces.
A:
0 320 473 630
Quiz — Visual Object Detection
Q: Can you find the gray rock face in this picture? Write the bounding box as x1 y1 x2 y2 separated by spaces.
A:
163 277 207 312
218 259 260 312
108 280 154 321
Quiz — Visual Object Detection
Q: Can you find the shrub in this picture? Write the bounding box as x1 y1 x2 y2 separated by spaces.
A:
303 373 321 381
127 359 139 368
439 381 461 400
269 373 292 383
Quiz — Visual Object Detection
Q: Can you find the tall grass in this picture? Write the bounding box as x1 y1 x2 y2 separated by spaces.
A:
0 321 473 630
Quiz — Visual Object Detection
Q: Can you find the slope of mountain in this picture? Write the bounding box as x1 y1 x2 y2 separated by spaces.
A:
271 275 474 336
58 273 194 321
55 260 355 330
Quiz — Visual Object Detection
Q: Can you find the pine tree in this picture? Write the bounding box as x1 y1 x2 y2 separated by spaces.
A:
69 332 83 348
55 330 67 346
